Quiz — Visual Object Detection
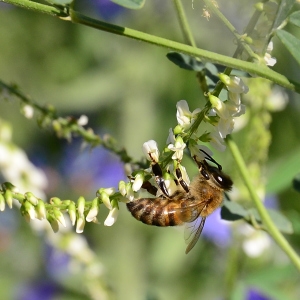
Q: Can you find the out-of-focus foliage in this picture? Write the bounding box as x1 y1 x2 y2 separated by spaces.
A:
1 0 300 299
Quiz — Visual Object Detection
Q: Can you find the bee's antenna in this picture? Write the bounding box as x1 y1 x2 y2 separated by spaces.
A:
200 149 222 170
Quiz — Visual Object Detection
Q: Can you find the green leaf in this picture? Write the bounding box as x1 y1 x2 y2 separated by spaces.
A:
45 0 73 4
289 11 300 27
272 0 296 30
166 52 206 72
221 200 293 234
221 199 248 221
110 0 145 9
247 208 293 234
293 173 300 193
276 30 300 66
266 147 300 193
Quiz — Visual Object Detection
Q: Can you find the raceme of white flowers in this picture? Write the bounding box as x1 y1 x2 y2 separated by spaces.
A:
123 74 248 202
0 74 248 231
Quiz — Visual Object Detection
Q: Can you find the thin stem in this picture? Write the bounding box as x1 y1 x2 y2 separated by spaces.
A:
172 0 197 47
1 0 67 17
203 0 258 60
1 0 299 92
227 136 300 271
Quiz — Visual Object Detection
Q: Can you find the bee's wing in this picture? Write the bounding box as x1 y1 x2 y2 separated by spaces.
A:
172 201 206 223
184 216 206 254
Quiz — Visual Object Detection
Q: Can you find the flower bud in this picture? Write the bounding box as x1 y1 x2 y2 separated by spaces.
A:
77 196 85 217
4 189 13 209
76 216 85 233
24 201 36 219
50 197 62 205
132 172 144 192
86 198 99 222
118 181 127 196
53 208 66 227
36 200 47 220
68 201 76 226
47 214 59 233
25 192 38 206
0 193 5 211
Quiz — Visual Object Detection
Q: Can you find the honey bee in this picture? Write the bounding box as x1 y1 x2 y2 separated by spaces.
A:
126 151 233 254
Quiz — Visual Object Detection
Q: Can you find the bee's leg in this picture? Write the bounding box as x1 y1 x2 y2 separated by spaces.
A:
175 167 189 193
141 181 158 196
128 175 158 196
151 162 170 197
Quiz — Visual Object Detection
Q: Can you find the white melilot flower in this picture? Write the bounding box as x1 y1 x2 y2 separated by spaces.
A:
166 128 176 145
208 130 226 152
240 224 272 258
77 115 88 126
104 207 119 226
132 173 144 192
176 100 201 130
22 105 34 119
142 140 160 162
167 137 186 161
76 216 85 233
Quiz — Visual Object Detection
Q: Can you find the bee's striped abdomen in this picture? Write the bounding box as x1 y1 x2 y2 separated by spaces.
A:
126 198 184 227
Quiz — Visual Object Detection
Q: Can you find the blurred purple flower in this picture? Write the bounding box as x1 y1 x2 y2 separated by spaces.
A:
246 288 272 300
44 243 70 280
202 207 232 247
16 280 61 300
62 144 126 192
91 0 126 20
264 194 279 210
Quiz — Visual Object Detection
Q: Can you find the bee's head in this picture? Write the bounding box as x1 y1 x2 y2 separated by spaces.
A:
199 160 233 191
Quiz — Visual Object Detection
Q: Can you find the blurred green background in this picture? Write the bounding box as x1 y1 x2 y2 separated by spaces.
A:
1 0 300 299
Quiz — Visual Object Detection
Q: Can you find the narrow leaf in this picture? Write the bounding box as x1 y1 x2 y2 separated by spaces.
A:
166 52 205 72
289 11 300 27
293 173 300 193
110 0 145 9
221 199 248 221
272 0 296 30
266 147 300 193
276 30 300 66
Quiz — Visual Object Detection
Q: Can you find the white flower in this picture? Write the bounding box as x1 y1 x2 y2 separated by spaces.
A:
76 216 85 233
132 172 144 192
220 75 249 94
142 140 160 162
167 137 186 161
176 100 201 130
166 128 176 145
104 207 119 226
21 104 34 119
86 198 99 222
208 130 226 152
240 224 272 258
77 115 88 126
177 165 190 186
264 42 277 66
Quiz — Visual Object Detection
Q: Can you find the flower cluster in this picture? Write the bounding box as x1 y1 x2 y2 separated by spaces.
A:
122 74 248 202
0 183 119 233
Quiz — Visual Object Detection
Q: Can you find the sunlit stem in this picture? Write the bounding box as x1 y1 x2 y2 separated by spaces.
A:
227 135 300 271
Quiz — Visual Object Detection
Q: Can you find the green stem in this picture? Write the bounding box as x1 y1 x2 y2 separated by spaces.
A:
203 0 258 60
227 136 300 271
1 0 300 92
172 0 197 47
69 9 299 92
1 0 67 17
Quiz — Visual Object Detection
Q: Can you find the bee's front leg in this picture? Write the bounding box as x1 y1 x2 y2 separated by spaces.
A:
175 167 189 193
151 162 171 198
